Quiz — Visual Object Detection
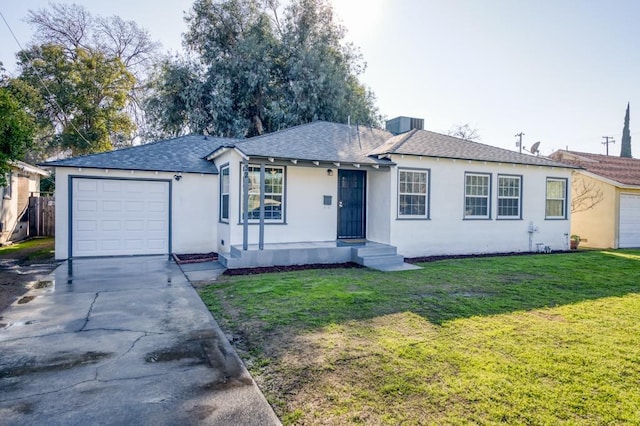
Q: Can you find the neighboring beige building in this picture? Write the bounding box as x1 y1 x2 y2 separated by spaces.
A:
550 151 640 249
0 161 49 244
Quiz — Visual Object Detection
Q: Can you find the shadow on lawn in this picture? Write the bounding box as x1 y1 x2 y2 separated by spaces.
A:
202 250 640 332
199 250 640 422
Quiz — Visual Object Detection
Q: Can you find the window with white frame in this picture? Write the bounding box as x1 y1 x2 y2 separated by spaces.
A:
497 175 521 219
545 178 567 218
220 165 230 221
242 165 284 222
398 169 429 218
464 173 491 218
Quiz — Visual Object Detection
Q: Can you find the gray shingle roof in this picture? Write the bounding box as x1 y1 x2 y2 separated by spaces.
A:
228 121 395 166
42 122 575 174
41 135 237 174
369 129 574 168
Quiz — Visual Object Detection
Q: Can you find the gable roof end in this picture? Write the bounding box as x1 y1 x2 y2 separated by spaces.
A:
230 121 396 166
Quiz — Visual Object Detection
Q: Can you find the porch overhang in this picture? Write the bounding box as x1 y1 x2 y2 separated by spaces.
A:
226 155 395 170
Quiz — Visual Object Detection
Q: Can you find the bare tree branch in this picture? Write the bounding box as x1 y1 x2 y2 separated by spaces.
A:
571 175 604 213
27 3 93 56
448 123 481 141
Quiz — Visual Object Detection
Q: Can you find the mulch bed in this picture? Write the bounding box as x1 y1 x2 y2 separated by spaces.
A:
173 252 218 265
180 250 582 276
223 262 362 276
406 250 580 264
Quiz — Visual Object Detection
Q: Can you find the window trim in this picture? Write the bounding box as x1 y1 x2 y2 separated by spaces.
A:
219 163 230 223
238 163 286 224
545 177 568 220
496 174 523 220
396 167 430 220
464 172 492 220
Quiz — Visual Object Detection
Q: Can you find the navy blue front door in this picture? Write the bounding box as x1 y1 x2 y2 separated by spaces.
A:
337 170 366 239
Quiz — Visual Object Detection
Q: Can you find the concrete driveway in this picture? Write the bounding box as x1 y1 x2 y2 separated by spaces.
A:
0 256 280 425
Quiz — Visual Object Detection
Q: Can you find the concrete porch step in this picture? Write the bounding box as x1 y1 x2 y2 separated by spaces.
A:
355 254 405 268
351 245 397 257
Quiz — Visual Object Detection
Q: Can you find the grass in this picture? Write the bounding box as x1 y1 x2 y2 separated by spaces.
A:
0 237 54 262
199 250 640 425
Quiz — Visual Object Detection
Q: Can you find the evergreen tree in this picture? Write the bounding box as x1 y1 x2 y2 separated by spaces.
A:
0 71 35 185
145 0 381 139
620 102 632 158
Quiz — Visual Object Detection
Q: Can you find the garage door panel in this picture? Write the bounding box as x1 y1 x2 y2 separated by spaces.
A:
77 200 98 212
76 240 98 253
125 220 145 231
126 181 146 193
102 181 122 192
147 239 167 250
72 178 170 257
125 201 145 212
147 220 166 231
77 220 97 232
124 240 145 250
101 220 121 231
620 194 640 248
148 201 167 212
77 180 98 192
101 240 121 251
102 200 122 212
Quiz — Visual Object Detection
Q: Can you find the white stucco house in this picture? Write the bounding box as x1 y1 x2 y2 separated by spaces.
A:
43 118 575 270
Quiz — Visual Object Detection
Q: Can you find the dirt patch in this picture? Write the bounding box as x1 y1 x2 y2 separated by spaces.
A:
224 262 362 276
16 295 35 304
33 280 53 289
174 252 218 264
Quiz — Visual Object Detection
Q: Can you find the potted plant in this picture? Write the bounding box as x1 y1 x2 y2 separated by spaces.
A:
570 234 581 250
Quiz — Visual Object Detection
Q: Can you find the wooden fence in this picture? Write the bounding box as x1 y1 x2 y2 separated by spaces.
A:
28 195 55 237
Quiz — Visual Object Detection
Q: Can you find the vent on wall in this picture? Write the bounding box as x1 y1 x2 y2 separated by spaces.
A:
385 116 424 135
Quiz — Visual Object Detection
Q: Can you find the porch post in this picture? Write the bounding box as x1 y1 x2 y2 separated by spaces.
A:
259 163 265 250
242 159 249 251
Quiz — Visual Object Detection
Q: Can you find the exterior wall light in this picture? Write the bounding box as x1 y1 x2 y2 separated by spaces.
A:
327 169 333 176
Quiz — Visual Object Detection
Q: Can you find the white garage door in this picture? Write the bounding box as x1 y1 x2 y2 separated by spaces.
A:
619 193 640 248
72 178 170 257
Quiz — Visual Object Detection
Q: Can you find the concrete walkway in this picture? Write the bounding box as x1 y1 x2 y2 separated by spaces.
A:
179 260 227 284
0 256 280 426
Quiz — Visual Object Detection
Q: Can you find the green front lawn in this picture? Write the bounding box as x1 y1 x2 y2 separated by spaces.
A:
0 237 54 262
200 251 640 425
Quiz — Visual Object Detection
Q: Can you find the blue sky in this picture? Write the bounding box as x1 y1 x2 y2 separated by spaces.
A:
1 0 638 156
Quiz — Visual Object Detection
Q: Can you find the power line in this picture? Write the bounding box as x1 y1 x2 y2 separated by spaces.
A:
514 132 525 154
0 10 93 149
601 136 615 156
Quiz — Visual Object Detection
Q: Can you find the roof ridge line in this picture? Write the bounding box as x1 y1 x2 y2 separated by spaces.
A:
392 128 419 152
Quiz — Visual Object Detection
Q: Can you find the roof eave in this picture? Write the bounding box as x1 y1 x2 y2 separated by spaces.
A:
40 164 218 175
242 154 395 167
388 152 578 169
14 161 49 176
577 169 640 189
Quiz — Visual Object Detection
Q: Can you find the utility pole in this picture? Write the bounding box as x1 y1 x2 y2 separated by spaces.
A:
515 132 525 154
602 136 615 156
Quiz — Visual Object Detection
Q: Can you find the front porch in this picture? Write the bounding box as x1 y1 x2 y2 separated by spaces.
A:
218 241 421 272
